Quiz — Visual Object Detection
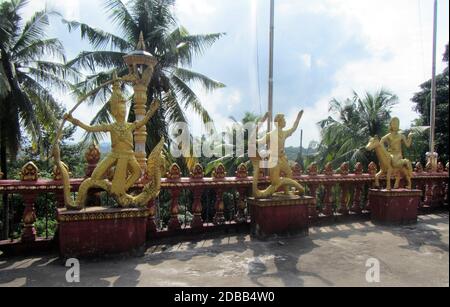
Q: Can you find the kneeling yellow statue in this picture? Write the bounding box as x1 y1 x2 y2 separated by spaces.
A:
53 76 164 210
251 111 305 199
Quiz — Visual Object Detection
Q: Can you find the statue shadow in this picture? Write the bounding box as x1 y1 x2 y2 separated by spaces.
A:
392 213 449 254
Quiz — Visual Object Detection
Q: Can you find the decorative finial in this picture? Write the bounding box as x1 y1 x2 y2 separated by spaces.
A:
137 31 146 50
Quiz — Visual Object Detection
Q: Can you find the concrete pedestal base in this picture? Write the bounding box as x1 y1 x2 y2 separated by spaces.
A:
248 196 313 240
57 207 149 258
368 189 422 225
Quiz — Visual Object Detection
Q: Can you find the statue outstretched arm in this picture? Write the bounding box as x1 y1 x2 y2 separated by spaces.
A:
64 114 109 133
134 100 160 130
403 133 413 148
286 110 304 137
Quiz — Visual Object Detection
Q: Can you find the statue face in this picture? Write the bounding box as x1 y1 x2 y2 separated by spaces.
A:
274 115 286 128
390 118 400 132
112 104 126 122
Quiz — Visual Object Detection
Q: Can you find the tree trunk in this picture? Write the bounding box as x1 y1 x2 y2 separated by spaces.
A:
0 132 9 240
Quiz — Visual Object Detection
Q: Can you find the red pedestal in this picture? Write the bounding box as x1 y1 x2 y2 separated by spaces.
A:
57 207 149 258
368 189 422 225
248 196 313 239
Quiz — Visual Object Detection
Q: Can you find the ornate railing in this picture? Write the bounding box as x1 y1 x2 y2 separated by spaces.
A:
0 151 448 249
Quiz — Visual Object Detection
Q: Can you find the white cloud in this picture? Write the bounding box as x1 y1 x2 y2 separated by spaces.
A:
279 0 449 146
22 0 80 20
299 53 312 69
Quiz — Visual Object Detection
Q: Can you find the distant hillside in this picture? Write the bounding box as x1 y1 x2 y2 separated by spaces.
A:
285 146 317 161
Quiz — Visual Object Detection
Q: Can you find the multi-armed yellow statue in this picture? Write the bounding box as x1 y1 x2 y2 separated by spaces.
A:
251 111 305 199
366 117 414 190
53 74 164 210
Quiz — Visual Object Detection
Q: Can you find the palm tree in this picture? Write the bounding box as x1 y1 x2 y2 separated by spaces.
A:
315 89 398 168
1 0 74 239
205 112 263 176
64 0 225 151
0 0 75 175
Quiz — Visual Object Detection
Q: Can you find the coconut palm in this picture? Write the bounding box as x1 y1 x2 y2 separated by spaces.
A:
205 112 263 176
1 0 75 239
315 89 398 168
64 0 225 152
0 0 75 177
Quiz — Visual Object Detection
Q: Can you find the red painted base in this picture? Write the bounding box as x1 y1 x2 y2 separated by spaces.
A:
57 207 149 258
248 196 313 239
369 189 422 225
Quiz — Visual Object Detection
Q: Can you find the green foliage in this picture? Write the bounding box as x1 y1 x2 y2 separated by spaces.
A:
412 44 449 163
0 0 78 177
8 126 86 180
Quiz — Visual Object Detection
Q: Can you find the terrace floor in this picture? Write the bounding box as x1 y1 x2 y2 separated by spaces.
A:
0 212 448 287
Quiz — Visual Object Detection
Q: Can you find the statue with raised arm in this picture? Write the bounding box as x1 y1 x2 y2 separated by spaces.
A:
55 74 165 210
251 111 305 199
366 117 413 190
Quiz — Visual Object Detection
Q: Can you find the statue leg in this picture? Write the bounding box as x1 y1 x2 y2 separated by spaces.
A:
75 156 116 208
375 171 383 188
394 171 401 189
110 158 129 197
91 156 117 180
125 158 142 191
386 168 392 190
282 163 305 195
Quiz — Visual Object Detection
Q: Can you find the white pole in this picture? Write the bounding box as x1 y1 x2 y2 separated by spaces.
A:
430 0 438 154
428 0 438 171
268 0 275 132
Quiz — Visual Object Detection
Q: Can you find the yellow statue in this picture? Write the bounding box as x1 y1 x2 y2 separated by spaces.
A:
251 111 306 199
366 117 413 190
54 75 165 210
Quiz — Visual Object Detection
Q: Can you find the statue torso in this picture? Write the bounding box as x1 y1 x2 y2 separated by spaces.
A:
110 122 134 153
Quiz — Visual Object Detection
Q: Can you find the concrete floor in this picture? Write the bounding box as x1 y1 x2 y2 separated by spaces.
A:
0 213 448 287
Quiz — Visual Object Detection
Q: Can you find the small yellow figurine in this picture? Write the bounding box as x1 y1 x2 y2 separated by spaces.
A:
55 74 164 209
251 111 305 199
366 117 413 190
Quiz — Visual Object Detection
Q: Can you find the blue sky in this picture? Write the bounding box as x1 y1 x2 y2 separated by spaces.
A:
23 0 450 147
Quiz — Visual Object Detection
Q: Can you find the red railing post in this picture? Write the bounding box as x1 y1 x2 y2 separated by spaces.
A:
147 199 157 235
168 188 181 231
308 183 319 219
191 188 203 229
322 183 334 217
21 193 37 243
213 189 225 225
235 187 247 223
351 183 362 214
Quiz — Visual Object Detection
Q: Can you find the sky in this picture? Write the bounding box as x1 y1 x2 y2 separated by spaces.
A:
22 0 450 147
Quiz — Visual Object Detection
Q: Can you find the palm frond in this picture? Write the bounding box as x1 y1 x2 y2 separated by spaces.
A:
63 19 132 51
12 10 56 54
174 67 225 91
104 0 138 41
171 74 212 124
13 38 65 62
67 50 126 72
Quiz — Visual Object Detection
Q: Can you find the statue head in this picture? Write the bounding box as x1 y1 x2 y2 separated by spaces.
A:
389 117 400 133
110 78 127 122
366 136 380 151
274 114 286 129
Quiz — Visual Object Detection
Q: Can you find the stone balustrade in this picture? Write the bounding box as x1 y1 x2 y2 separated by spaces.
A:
0 155 448 249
